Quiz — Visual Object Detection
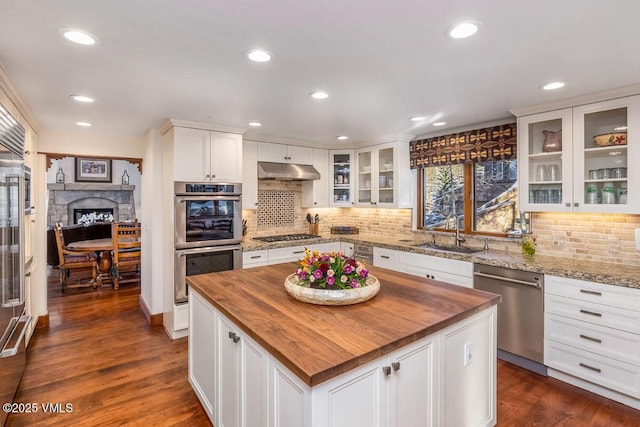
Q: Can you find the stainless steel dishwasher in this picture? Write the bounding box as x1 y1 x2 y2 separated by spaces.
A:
474 263 547 375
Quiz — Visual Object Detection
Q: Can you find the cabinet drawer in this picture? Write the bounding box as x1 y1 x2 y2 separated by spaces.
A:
373 247 397 270
545 339 640 398
397 264 472 288
545 275 640 311
545 294 640 334
400 252 473 277
545 313 640 365
268 245 306 264
243 250 269 268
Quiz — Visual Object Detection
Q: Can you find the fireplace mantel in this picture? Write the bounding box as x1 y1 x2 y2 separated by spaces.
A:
47 183 136 226
47 183 135 192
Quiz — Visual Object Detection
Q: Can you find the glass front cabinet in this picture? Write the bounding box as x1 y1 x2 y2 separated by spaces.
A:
356 145 395 207
518 95 639 214
330 150 354 207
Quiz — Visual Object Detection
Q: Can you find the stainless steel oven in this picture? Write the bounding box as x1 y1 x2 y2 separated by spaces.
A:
174 245 242 304
174 182 242 249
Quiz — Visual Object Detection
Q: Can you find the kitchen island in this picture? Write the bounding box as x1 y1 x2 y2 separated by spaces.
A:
187 263 500 427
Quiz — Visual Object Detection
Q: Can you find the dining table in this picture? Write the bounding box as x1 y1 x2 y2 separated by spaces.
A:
67 238 113 285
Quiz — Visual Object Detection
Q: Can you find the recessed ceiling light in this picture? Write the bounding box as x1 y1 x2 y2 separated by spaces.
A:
336 135 349 140
447 21 481 39
542 81 566 90
76 121 92 127
59 29 99 45
248 121 262 127
410 116 426 122
70 94 94 103
433 122 446 126
245 49 272 63
309 91 329 100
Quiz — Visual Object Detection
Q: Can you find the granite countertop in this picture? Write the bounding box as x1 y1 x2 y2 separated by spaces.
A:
242 233 640 289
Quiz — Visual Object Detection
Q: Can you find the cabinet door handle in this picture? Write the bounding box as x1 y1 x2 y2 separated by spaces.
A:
580 289 602 296
579 334 602 344
579 309 602 317
380 255 390 259
391 362 400 371
228 332 240 343
579 362 601 373
382 366 391 376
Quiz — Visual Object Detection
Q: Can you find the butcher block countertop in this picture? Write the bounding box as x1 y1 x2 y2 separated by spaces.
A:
186 263 500 387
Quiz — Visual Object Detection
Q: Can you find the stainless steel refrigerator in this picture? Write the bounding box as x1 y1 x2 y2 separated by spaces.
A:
0 105 30 427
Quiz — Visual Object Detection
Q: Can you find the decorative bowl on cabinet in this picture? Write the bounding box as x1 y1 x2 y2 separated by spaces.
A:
593 132 627 147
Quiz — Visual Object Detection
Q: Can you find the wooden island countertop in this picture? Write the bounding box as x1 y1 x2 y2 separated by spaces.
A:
186 263 500 387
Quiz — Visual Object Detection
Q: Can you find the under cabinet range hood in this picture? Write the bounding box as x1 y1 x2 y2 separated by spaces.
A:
257 161 321 181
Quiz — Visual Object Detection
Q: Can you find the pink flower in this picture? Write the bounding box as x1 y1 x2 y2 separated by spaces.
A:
326 276 336 286
313 269 324 279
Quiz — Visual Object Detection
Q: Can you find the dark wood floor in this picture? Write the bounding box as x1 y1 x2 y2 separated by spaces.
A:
7 267 640 426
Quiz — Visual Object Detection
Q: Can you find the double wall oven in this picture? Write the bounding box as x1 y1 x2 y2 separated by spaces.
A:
174 182 242 304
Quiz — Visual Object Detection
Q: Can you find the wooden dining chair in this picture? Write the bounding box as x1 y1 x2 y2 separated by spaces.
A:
111 221 142 290
54 224 98 293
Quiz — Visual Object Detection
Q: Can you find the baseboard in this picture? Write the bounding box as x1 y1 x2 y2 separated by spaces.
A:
36 313 49 329
139 295 163 326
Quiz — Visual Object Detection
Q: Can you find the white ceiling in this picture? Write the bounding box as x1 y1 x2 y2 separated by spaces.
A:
1 0 639 147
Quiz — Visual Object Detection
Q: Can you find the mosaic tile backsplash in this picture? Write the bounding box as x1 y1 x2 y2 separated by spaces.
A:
257 190 295 227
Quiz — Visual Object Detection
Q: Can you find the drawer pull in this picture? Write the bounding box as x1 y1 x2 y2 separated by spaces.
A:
382 366 391 376
579 309 602 317
292 251 305 254
580 289 602 296
579 334 602 344
380 255 390 259
579 362 601 373
250 255 262 259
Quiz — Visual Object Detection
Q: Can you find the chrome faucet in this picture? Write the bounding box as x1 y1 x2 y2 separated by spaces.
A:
445 214 466 247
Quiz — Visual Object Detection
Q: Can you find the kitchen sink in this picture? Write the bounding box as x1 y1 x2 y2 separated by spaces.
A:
413 243 485 254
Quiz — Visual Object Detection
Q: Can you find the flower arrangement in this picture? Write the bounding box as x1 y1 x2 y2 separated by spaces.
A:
293 249 370 289
78 212 114 226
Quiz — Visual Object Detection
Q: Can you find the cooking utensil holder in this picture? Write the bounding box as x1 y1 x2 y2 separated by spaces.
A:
309 223 319 235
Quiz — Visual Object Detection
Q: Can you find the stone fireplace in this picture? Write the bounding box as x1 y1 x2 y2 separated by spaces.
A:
47 183 136 226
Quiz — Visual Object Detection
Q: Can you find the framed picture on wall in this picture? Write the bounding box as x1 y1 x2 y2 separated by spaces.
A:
75 157 112 182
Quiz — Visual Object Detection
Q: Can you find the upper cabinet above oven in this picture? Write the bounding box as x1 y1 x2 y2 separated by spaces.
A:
161 120 245 183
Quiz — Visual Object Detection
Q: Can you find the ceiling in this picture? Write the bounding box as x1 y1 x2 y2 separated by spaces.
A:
1 0 639 147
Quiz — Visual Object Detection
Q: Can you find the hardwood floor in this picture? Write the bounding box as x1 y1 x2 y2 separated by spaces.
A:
7 267 640 426
7 267 210 427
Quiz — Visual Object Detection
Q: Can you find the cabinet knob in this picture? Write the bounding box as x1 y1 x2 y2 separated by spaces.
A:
565 203 571 207
211 174 216 178
382 366 391 376
205 174 211 178
228 331 240 343
25 272 32 277
574 202 579 207
391 362 400 371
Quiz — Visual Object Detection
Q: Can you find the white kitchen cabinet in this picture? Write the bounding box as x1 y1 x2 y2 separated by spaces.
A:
242 140 258 209
397 252 473 288
355 142 412 208
373 247 398 270
544 275 640 408
171 126 243 182
517 95 640 213
242 249 268 268
340 241 354 257
190 289 269 427
302 148 329 208
258 142 313 164
268 242 341 265
329 150 354 207
314 336 436 427
189 290 218 419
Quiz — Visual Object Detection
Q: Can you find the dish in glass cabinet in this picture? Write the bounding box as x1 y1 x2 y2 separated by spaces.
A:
593 132 627 147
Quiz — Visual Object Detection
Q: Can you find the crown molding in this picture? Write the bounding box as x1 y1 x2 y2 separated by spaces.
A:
0 63 40 133
510 83 640 117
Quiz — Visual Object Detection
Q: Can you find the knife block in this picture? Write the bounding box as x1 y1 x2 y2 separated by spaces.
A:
309 223 319 235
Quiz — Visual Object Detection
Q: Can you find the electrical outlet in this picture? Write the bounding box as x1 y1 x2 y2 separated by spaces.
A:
464 343 472 366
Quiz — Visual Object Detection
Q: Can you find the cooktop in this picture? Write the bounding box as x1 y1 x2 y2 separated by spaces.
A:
253 233 321 243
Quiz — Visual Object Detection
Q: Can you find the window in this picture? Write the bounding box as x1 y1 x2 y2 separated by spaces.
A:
419 160 518 236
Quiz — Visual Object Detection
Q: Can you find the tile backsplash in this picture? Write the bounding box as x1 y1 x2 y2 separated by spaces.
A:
243 181 640 266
